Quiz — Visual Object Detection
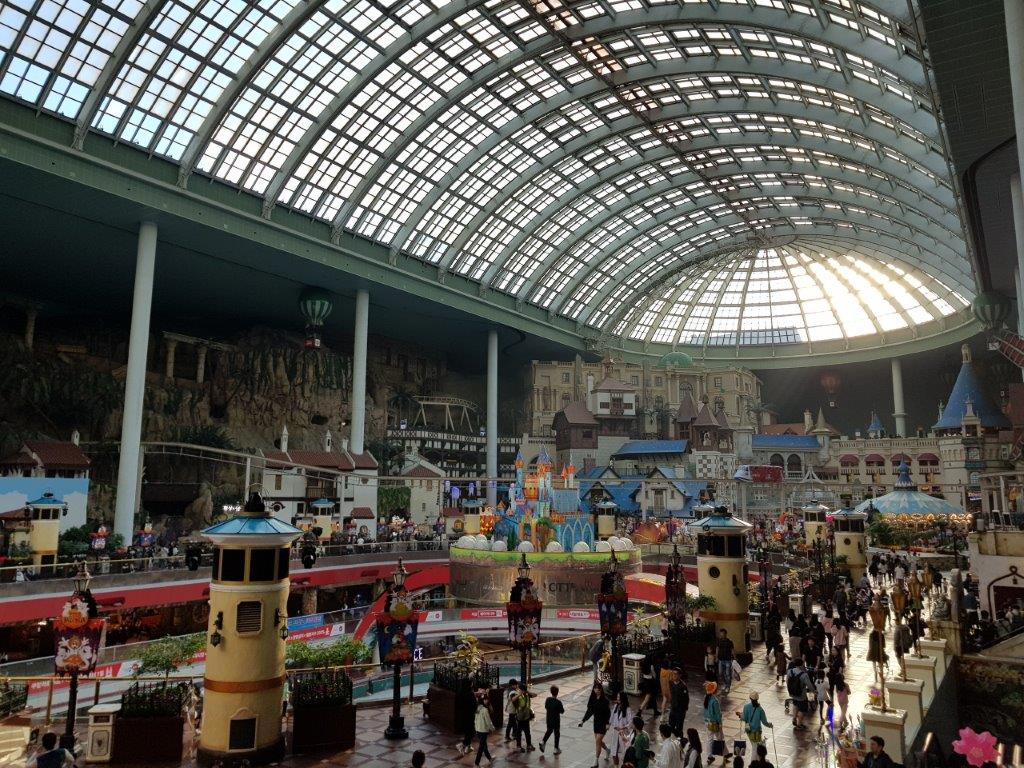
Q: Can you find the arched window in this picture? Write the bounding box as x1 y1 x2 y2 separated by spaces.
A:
769 453 784 467
787 454 802 473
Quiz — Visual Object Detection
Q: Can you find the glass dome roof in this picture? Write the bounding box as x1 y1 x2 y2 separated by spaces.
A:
0 0 976 354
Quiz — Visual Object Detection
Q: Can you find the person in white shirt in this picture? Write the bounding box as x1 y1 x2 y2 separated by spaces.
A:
654 722 683 768
894 565 905 583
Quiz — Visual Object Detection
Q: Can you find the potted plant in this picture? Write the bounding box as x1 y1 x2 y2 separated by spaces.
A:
426 632 500 734
113 634 203 762
285 637 369 754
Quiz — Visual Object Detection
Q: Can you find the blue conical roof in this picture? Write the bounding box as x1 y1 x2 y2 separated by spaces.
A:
933 344 1009 431
867 411 883 434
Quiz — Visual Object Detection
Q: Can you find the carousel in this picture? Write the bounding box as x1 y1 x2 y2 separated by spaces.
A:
853 462 970 528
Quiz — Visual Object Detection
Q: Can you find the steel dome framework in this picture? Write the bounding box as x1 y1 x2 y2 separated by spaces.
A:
0 0 975 356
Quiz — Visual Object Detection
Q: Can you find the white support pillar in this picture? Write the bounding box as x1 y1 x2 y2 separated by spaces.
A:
1008 0 1024 181
164 337 177 379
24 308 37 351
196 345 208 385
1012 175 1024 339
350 289 369 456
891 358 907 438
486 329 498 508
114 222 157 545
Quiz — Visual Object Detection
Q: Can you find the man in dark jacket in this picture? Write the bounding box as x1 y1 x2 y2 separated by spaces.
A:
858 736 895 768
667 667 689 737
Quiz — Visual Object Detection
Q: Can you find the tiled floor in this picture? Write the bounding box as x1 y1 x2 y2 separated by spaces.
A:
280 608 891 768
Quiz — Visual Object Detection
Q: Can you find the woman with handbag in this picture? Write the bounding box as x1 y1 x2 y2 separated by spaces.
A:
683 728 703 768
473 691 495 766
702 682 730 765
581 682 612 768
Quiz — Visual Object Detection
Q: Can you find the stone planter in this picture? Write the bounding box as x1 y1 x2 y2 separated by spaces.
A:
291 702 356 753
425 685 501 735
112 715 183 763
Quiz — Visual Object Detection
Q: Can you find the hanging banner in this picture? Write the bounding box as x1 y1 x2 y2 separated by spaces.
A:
376 614 419 665
53 596 105 675
596 593 629 636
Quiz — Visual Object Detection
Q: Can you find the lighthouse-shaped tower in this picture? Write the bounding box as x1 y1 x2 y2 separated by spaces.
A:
832 507 868 583
686 505 752 649
198 492 302 765
802 503 830 547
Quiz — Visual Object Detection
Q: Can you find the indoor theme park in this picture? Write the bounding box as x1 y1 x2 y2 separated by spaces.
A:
3 0 1024 767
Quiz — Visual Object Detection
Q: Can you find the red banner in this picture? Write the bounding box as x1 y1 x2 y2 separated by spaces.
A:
555 608 599 620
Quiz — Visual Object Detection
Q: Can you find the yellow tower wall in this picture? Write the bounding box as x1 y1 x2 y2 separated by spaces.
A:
463 512 480 535
835 531 867 583
29 519 59 566
597 514 615 538
696 554 749 648
804 520 827 547
199 579 289 762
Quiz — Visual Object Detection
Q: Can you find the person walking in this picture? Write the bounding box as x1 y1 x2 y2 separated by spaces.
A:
668 667 689 737
785 659 813 731
539 685 563 755
473 691 495 766
814 670 832 727
503 678 519 743
858 736 896 768
610 690 634 766
735 692 773 753
513 681 534 753
581 681 612 768
703 682 729 764
773 645 789 688
833 674 851 729
832 619 850 661
716 629 735 694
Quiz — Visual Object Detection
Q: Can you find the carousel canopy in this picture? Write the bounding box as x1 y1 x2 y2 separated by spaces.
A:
686 507 752 534
852 462 960 517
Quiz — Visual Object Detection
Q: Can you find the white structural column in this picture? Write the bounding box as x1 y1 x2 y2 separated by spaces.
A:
486 329 498 507
350 289 369 456
891 357 907 438
1008 0 1024 177
114 222 157 544
1012 175 1024 340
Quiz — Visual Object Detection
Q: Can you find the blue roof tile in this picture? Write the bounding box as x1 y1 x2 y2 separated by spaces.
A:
611 440 688 458
751 434 820 449
934 351 1010 430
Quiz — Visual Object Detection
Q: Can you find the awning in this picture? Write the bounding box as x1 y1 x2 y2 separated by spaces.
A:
891 453 911 463
350 507 375 519
839 454 859 464
865 454 885 463
918 453 940 463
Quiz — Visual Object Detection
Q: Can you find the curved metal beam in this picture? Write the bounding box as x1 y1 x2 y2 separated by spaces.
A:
573 213 971 327
390 74 944 259
391 88 945 270
174 0 334 182
505 134 963 299
567 196 971 310
332 51 938 246
608 238 952 346
71 0 170 149
257 5 931 223
481 150 959 294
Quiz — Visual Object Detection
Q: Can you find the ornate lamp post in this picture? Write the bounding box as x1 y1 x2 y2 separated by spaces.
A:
597 550 629 686
664 544 688 663
379 559 417 740
507 553 542 684
53 562 101 749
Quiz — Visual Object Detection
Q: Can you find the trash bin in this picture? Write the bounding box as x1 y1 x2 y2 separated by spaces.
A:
85 703 120 763
748 611 763 643
789 593 805 617
621 653 645 695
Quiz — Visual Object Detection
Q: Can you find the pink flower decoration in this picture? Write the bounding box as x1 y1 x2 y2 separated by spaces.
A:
952 727 999 767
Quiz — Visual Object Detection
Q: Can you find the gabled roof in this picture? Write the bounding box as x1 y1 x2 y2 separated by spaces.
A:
554 401 598 426
752 434 821 450
593 377 636 392
265 449 353 471
611 440 688 458
693 403 719 428
674 393 699 423
715 409 731 429
350 451 379 470
934 344 1010 431
577 465 617 480
0 441 91 469
401 464 444 478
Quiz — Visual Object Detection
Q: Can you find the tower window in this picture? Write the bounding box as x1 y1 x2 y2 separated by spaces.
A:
236 601 263 634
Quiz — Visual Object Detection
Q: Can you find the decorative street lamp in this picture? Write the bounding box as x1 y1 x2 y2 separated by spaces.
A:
507 553 542 684
53 561 102 749
664 544 688 664
597 550 629 686
378 558 418 740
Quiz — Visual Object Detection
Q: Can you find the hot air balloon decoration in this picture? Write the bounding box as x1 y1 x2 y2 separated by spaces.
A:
820 371 841 408
299 288 334 349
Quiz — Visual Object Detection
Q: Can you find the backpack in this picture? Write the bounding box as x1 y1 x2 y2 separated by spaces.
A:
786 670 803 697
